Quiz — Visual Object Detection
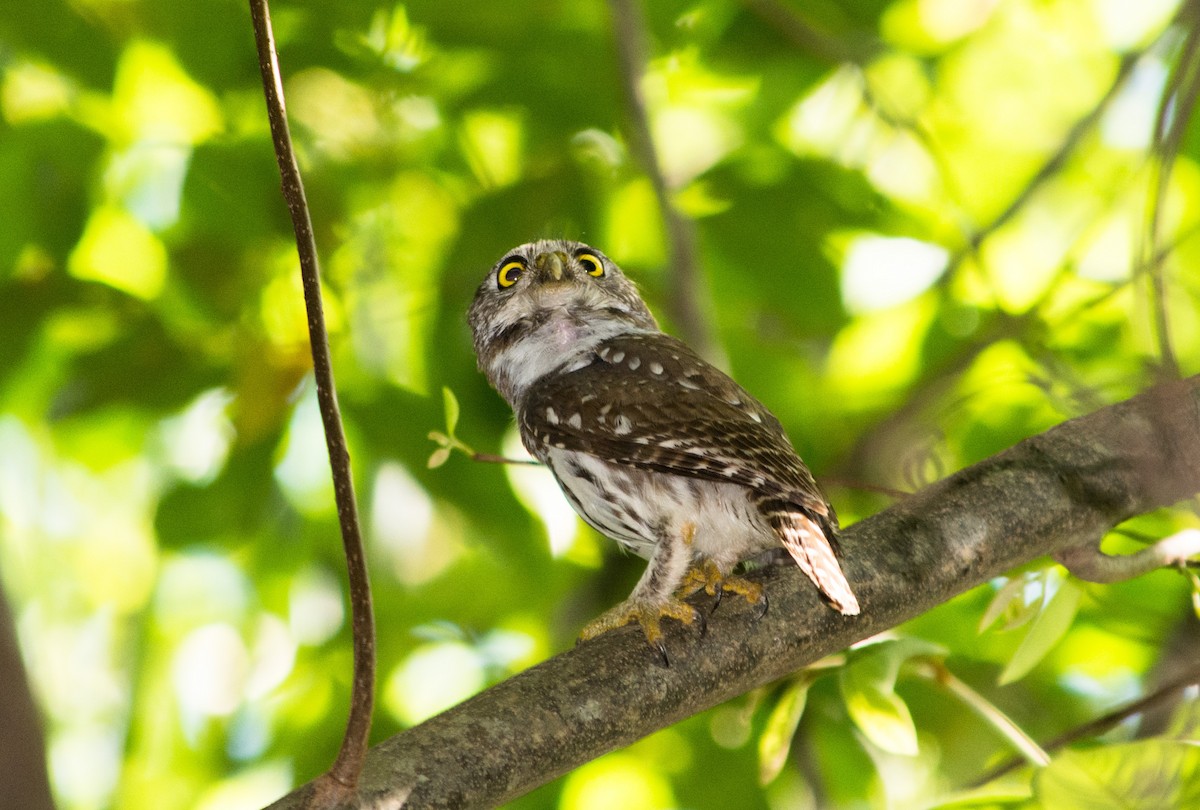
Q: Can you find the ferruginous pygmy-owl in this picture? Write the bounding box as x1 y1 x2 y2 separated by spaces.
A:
468 239 859 656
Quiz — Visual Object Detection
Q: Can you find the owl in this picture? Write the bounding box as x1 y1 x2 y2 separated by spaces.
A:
468 239 859 657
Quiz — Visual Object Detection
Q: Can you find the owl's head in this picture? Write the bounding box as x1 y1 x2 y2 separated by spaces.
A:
468 239 658 404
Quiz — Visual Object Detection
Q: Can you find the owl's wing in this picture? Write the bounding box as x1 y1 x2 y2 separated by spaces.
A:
519 332 833 524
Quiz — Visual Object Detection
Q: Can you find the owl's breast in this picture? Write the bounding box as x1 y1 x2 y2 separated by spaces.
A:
540 446 773 564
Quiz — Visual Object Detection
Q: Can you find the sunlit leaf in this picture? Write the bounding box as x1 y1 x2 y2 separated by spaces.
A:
442 386 460 437
1035 741 1200 810
998 597 1043 633
427 447 451 469
758 677 810 784
1186 568 1200 621
979 572 1045 633
839 638 942 757
999 579 1082 685
919 775 1033 808
842 677 919 756
979 575 1027 632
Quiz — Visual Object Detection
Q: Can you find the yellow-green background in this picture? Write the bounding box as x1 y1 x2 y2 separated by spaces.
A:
1 1 1198 808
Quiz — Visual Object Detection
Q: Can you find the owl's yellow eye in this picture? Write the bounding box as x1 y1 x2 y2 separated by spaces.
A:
577 253 604 277
497 259 525 288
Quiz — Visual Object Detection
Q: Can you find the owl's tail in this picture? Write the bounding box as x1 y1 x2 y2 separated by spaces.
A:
761 500 860 615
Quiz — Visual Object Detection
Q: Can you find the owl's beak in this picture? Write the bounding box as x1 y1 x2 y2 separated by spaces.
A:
533 250 569 282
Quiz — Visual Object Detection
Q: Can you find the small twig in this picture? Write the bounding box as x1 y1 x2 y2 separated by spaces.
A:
427 430 541 468
971 665 1200 786
817 476 910 501
920 661 1051 768
1037 184 1200 341
1054 529 1200 583
249 0 375 800
471 452 541 466
607 0 722 365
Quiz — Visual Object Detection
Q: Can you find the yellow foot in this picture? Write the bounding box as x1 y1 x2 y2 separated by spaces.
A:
678 561 768 618
578 598 702 665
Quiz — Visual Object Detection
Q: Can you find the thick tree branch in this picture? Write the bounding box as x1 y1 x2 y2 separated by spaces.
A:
266 376 1200 809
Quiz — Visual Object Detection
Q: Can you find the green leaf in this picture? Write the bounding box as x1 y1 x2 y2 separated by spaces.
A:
442 386 460 436
921 774 1033 808
758 678 810 784
427 447 451 469
999 578 1082 685
1186 568 1200 621
1035 740 1200 810
843 679 919 756
980 575 1029 632
839 639 940 757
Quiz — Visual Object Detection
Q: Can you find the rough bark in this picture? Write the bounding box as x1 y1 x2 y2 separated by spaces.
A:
266 376 1200 810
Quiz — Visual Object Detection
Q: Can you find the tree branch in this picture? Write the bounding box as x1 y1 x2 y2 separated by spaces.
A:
0 578 54 810
1055 528 1200 583
265 376 1200 809
249 0 375 800
1143 0 1200 382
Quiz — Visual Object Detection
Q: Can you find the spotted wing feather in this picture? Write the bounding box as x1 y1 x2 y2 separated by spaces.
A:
518 332 836 534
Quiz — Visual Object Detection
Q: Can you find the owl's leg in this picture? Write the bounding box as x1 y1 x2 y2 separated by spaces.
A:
578 521 703 660
678 560 769 619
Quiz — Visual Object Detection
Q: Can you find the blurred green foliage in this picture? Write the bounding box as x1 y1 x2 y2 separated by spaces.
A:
1 1 1199 808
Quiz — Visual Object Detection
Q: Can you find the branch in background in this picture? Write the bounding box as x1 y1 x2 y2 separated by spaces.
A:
743 0 1143 259
836 312 1025 486
834 35 1157 487
740 0 881 65
921 660 1050 768
265 377 1200 809
759 9 1158 493
817 476 910 501
1143 2 1200 382
958 49 1142 258
607 0 722 365
248 0 375 802
0 579 55 810
971 663 1200 787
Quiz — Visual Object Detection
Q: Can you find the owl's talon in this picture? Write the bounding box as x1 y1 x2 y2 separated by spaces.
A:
679 561 767 618
755 590 770 620
578 597 701 660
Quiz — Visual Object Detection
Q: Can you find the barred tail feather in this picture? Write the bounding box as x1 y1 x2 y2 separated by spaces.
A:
764 507 860 615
